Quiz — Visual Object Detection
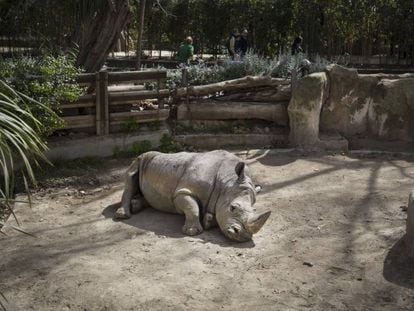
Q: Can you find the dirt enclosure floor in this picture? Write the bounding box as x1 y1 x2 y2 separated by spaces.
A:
1 150 414 310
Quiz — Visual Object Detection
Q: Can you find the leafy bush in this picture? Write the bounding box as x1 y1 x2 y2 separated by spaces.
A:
0 54 84 137
158 134 183 153
166 64 226 89
164 51 333 89
120 118 140 133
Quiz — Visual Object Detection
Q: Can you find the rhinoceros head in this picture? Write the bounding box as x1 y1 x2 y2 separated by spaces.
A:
215 162 271 242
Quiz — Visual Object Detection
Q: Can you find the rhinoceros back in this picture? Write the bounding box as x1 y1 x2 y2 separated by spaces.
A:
138 151 240 214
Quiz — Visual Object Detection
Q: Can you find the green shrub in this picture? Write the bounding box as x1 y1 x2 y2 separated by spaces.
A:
0 54 84 137
164 51 313 88
166 64 226 89
158 134 183 153
163 52 333 89
120 118 140 133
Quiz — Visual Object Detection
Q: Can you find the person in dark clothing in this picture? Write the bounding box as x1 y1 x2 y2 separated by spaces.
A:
291 36 303 55
228 29 240 60
238 29 249 58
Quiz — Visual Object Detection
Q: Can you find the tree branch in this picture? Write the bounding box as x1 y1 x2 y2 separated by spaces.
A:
155 0 176 17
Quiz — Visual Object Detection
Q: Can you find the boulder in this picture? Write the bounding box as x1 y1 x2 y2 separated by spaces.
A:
321 64 414 142
406 191 414 257
320 64 379 136
288 72 328 148
369 78 414 141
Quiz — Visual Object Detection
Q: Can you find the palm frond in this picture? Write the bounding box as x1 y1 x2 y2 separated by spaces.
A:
0 79 49 234
0 220 35 237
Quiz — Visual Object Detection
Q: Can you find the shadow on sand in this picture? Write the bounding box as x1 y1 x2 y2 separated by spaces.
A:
102 202 255 249
383 236 414 289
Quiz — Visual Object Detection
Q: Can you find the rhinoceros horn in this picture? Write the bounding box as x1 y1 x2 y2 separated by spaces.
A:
246 210 271 234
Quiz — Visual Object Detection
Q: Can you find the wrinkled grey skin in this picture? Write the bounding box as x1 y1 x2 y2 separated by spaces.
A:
115 150 271 242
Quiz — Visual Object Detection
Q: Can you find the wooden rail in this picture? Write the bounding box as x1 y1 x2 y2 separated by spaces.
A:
60 70 170 135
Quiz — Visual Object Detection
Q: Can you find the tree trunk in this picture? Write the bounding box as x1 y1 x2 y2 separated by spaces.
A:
215 85 291 102
173 76 290 98
76 0 131 73
136 0 146 70
176 99 289 126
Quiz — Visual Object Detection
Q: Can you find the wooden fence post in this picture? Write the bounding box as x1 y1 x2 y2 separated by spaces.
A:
182 68 191 122
95 72 102 135
157 77 165 109
181 67 188 86
99 70 109 135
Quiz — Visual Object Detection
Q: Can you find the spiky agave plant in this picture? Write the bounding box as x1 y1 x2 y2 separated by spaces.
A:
0 79 51 234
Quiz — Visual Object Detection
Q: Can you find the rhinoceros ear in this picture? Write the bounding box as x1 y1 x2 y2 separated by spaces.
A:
246 210 271 234
235 162 246 182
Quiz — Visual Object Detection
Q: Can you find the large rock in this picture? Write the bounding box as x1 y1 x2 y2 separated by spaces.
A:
320 64 414 142
320 64 379 136
288 72 328 147
406 191 414 257
369 78 414 141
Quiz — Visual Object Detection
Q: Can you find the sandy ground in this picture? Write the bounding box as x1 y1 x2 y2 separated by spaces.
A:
1 150 414 311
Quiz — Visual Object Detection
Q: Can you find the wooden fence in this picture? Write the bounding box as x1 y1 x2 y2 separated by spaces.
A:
60 70 170 135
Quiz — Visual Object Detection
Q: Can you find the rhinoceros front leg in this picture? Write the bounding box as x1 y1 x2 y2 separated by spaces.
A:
174 192 203 236
203 212 217 230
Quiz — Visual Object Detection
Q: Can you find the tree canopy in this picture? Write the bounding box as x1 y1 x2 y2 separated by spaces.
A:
0 0 413 68
141 0 413 59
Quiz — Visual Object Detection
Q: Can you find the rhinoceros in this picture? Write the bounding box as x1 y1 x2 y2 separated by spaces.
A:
115 150 271 241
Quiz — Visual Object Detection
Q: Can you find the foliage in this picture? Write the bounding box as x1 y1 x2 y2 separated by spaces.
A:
165 51 325 88
0 54 84 137
0 0 413 67
0 80 50 225
1 1 413 69
0 0 107 51
158 134 183 153
139 0 414 61
120 118 141 133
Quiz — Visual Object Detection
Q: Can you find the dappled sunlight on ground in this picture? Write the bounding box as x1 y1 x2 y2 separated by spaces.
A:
1 152 414 310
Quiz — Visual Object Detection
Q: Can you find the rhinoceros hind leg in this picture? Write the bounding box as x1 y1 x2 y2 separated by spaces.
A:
115 157 141 220
130 196 148 214
174 193 203 236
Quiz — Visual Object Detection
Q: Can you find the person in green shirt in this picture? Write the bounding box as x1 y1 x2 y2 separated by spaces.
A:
177 36 194 65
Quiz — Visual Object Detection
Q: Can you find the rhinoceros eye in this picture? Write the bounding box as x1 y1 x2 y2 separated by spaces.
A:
230 204 239 212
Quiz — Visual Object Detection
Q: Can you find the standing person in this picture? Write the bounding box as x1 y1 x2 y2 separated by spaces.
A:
228 29 240 60
238 29 249 58
234 34 242 60
177 36 194 66
291 36 303 55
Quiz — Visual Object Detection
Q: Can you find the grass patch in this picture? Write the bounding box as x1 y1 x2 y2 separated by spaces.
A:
158 134 183 153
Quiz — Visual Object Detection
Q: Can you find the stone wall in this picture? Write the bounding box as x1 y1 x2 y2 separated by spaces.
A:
288 64 414 150
321 65 414 141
